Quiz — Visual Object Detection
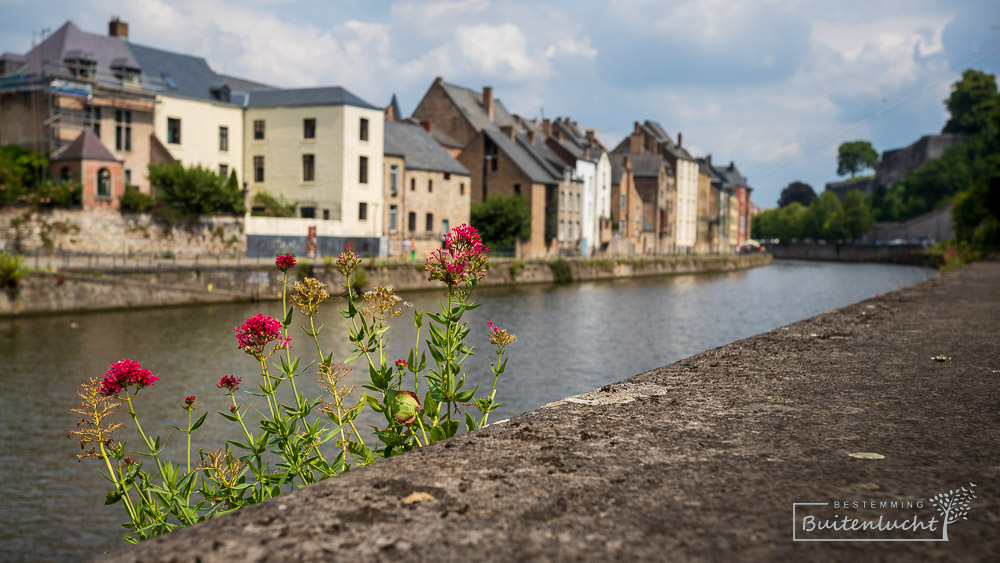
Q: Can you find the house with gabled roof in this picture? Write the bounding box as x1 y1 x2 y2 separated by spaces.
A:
612 120 700 253
712 160 753 247
49 128 123 209
0 20 158 193
411 78 521 148
383 120 470 258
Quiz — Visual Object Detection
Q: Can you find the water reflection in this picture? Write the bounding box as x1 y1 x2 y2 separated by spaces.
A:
0 260 934 561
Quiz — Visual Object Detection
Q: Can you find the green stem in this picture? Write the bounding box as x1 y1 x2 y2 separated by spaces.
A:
99 442 139 529
185 408 192 474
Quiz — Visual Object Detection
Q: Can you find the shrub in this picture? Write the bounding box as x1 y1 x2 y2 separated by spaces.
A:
250 190 296 217
548 258 573 283
120 185 156 213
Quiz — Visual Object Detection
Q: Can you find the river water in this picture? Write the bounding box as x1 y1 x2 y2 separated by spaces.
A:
0 259 934 561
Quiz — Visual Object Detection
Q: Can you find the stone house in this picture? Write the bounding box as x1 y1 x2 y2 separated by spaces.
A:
609 155 646 256
383 120 471 258
628 154 673 254
712 161 753 246
0 20 158 193
49 129 123 208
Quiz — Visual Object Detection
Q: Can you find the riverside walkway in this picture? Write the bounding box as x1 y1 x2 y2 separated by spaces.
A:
101 261 999 562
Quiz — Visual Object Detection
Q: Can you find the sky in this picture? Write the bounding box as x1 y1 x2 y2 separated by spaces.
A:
2 0 998 208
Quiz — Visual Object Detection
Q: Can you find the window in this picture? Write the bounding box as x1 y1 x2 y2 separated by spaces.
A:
302 154 315 182
389 205 398 233
359 118 369 141
323 209 330 220
428 179 433 193
444 173 451 180
358 202 368 221
219 126 229 151
125 169 132 185
115 110 131 151
359 156 368 184
60 167 71 183
460 183 465 195
410 178 415 191
253 156 264 183
514 184 521 196
167 117 181 144
300 207 316 219
97 168 111 198
559 220 565 240
441 218 449 235
303 118 316 139
426 213 434 231
408 211 416 232
491 157 498 172
620 195 626 213
85 106 101 138
389 165 399 196
219 164 228 178
253 120 265 140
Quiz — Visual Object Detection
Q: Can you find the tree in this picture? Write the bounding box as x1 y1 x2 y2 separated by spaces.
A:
837 140 879 178
944 69 1000 136
841 189 875 239
147 163 246 217
470 195 531 253
929 483 977 541
777 181 816 208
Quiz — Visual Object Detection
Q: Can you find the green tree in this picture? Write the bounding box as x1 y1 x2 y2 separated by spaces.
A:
842 189 875 239
777 181 816 208
837 140 879 178
147 163 246 218
944 69 1000 136
470 195 531 252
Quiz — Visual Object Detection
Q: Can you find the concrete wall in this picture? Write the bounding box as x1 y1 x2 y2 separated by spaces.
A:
768 242 933 265
0 207 244 255
863 204 954 244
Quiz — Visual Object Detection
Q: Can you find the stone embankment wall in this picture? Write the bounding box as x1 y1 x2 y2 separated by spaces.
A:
96 261 999 563
1 254 771 316
0 207 245 256
768 242 937 266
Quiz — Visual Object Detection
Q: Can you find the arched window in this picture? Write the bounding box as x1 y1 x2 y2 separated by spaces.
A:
97 168 111 197
60 167 71 183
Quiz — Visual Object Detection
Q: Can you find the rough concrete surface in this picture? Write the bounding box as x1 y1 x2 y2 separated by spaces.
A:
98 261 1000 562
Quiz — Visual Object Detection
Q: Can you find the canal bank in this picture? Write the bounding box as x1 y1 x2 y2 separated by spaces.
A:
1 254 771 316
98 261 999 562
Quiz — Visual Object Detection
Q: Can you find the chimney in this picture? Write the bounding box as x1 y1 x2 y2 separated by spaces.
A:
420 120 432 134
633 121 641 134
542 119 552 137
677 132 682 148
556 129 564 142
500 125 515 141
705 154 711 168
584 146 592 159
624 155 632 170
434 76 444 85
108 17 128 39
483 86 494 121
585 129 596 143
528 129 537 144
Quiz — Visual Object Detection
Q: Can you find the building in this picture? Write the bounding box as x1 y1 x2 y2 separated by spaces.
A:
609 155 645 255
383 120 471 258
712 161 753 247
49 128 124 208
0 20 159 192
611 121 699 253
243 86 385 255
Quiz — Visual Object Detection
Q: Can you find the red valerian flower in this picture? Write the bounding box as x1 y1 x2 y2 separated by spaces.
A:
235 314 290 360
275 253 296 272
337 243 362 278
423 224 490 287
183 395 196 410
99 359 159 397
217 375 242 392
395 359 408 370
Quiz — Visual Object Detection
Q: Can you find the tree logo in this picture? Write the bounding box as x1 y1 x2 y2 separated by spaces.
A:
929 483 977 541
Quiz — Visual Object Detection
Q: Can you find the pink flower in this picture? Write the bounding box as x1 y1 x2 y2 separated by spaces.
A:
235 314 290 359
230 405 238 413
183 395 196 410
98 359 159 397
487 321 497 332
395 359 408 370
423 224 490 287
217 375 242 392
275 253 296 272
337 243 361 277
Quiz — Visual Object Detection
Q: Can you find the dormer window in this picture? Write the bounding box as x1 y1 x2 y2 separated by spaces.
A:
113 66 141 85
162 73 177 90
66 57 97 79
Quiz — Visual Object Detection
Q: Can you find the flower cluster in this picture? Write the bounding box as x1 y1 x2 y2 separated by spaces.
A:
424 224 490 287
235 314 290 360
395 359 408 370
183 396 196 410
487 321 517 350
361 285 402 320
275 253 296 273
336 243 362 278
217 375 242 392
290 277 330 317
98 359 159 397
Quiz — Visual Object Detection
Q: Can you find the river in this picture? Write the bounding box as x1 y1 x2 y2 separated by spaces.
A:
0 259 935 561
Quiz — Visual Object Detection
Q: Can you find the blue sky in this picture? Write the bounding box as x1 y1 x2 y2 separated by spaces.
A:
2 0 998 207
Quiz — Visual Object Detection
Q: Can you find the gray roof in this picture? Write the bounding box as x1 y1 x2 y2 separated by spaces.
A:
631 154 669 178
51 129 117 161
220 74 276 93
484 129 559 185
523 133 571 177
610 154 628 185
407 119 462 148
127 42 228 102
384 121 469 175
643 120 695 161
248 86 378 109
23 21 143 85
439 81 518 133
712 161 748 188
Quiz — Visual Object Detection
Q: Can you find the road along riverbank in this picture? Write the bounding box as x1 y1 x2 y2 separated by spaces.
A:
97 260 998 561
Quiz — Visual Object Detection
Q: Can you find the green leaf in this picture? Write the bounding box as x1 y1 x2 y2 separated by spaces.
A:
414 310 423 328
465 412 477 432
190 412 208 432
454 388 477 403
283 306 294 327
465 301 482 311
105 491 123 505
